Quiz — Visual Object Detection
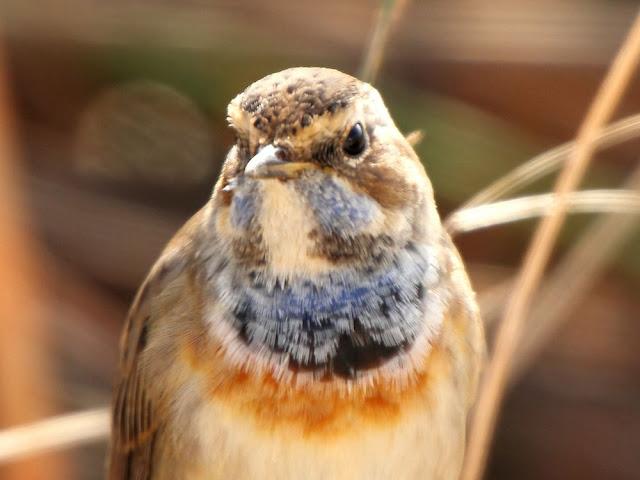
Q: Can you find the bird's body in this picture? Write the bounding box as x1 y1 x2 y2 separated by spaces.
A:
108 67 484 480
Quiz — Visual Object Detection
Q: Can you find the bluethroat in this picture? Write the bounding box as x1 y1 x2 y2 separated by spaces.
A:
108 67 485 480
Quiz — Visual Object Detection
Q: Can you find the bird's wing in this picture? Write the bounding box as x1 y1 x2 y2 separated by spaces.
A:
107 211 202 480
107 266 174 479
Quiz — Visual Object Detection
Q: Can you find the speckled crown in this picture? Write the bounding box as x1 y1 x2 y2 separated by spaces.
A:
228 67 364 138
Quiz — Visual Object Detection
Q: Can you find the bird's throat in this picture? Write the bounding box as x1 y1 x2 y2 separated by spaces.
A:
209 242 444 380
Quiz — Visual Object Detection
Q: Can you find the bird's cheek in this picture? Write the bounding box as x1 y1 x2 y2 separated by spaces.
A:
314 195 380 235
230 193 258 231
295 175 383 236
228 182 262 232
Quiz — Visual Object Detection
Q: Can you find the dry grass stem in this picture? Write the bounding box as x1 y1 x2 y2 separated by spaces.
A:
459 113 640 211
461 10 640 480
513 165 640 377
447 189 640 235
0 408 110 464
359 0 410 83
405 129 424 147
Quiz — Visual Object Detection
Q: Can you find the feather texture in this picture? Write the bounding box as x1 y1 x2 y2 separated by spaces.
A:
107 68 484 479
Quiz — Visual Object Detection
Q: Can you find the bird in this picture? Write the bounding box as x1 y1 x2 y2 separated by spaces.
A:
107 67 485 480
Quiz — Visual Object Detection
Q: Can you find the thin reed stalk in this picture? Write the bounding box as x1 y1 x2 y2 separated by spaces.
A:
0 408 109 464
447 189 640 235
513 166 640 378
457 114 640 211
461 10 640 480
359 0 410 84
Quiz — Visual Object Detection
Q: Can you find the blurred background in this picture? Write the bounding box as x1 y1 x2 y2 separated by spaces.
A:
0 0 639 479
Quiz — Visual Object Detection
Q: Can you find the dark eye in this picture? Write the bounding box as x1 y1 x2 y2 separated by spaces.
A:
342 122 366 156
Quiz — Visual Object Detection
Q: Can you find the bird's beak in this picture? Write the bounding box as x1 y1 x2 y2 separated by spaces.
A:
244 144 316 179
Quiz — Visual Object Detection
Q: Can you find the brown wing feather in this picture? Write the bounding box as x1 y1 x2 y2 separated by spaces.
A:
107 210 201 479
107 273 162 480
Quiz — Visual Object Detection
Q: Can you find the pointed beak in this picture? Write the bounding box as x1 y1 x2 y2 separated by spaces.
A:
244 144 316 179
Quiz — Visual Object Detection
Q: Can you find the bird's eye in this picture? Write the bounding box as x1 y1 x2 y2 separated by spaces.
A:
342 122 366 156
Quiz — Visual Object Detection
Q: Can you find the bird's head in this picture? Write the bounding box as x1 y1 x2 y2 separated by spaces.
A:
196 68 468 382
212 67 442 279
